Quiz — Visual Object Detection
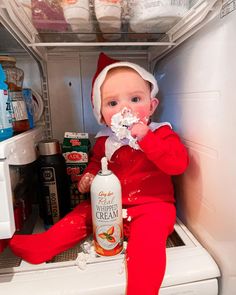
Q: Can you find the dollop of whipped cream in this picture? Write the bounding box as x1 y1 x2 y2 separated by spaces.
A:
111 107 140 149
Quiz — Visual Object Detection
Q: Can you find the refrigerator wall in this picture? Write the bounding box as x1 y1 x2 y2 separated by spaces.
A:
46 52 150 142
155 8 236 295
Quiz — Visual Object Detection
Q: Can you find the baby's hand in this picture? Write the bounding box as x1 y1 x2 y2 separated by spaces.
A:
78 172 95 193
130 122 149 141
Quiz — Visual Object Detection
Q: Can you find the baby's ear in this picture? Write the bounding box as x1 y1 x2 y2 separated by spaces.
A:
150 98 159 115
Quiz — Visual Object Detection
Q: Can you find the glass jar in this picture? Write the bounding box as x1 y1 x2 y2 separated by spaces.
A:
0 56 29 134
0 56 24 90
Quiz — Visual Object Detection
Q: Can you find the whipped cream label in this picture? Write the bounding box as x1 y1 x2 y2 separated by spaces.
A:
96 191 118 220
93 190 122 251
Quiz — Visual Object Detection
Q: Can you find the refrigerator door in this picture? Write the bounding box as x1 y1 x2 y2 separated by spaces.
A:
0 127 43 238
0 159 15 238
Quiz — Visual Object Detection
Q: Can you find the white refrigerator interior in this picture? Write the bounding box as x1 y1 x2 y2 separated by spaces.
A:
0 0 235 294
155 9 236 295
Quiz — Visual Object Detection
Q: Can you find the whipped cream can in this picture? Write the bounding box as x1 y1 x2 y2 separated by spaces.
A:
91 157 123 256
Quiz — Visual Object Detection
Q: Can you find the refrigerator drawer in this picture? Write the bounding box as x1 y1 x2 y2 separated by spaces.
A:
0 219 220 295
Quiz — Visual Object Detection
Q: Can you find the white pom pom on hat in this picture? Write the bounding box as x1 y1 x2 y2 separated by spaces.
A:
91 52 159 124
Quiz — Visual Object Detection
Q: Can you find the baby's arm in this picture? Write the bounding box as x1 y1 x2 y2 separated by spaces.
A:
78 137 106 193
138 125 189 175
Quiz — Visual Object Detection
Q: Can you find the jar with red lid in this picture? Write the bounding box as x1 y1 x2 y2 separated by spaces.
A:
0 56 30 134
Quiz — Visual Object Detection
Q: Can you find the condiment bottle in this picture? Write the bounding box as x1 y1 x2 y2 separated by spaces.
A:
0 64 13 141
37 139 71 229
90 157 123 256
0 56 29 134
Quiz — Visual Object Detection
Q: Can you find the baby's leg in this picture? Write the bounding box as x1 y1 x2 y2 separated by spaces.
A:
9 200 92 264
125 202 176 295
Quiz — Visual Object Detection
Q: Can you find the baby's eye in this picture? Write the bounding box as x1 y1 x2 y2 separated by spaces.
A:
108 100 118 107
131 96 141 103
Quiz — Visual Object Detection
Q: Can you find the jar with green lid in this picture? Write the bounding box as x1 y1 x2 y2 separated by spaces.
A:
0 56 24 91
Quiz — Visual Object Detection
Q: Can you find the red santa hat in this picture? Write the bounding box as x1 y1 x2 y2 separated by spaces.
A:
92 52 159 124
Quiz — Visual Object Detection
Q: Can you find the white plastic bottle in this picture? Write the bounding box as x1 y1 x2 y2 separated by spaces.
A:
90 157 123 256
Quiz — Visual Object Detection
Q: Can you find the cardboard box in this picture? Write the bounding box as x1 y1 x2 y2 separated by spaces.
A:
62 132 91 208
63 132 90 149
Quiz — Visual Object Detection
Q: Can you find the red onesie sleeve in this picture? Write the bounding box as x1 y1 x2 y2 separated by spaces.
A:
83 136 106 176
138 125 189 175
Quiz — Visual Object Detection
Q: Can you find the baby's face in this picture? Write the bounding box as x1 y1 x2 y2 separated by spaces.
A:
100 67 158 126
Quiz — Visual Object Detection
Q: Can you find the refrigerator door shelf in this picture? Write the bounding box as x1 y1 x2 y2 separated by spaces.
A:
0 127 44 165
0 219 220 295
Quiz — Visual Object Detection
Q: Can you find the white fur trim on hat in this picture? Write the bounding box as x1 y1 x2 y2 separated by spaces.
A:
93 62 159 124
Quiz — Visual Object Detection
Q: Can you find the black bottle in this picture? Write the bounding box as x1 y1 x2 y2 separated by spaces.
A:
37 139 70 229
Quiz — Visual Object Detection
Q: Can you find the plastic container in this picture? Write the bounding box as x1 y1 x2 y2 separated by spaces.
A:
31 0 68 32
37 139 71 229
90 157 123 256
62 0 96 41
0 64 13 141
0 89 13 141
9 91 30 134
63 0 90 25
94 0 122 40
0 56 30 134
129 0 189 33
70 23 96 42
22 88 35 128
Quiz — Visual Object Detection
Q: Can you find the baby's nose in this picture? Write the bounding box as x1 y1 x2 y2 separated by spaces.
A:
120 101 129 109
119 106 132 115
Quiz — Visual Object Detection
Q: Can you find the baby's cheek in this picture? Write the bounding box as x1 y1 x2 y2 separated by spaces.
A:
135 109 149 124
103 110 119 126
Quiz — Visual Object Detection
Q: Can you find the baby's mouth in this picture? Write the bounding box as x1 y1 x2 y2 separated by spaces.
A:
111 108 139 135
110 108 140 150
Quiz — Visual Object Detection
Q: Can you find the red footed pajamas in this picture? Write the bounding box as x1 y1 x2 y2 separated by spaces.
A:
9 125 188 295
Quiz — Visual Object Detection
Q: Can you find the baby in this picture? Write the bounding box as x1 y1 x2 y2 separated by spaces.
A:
9 53 189 295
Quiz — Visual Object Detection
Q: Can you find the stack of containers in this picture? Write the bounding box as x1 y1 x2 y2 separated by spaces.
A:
62 132 91 209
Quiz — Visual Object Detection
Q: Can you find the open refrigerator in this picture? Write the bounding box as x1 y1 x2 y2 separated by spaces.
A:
0 0 235 294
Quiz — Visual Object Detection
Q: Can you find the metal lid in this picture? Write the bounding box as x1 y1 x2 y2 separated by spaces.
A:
38 139 61 156
0 56 16 63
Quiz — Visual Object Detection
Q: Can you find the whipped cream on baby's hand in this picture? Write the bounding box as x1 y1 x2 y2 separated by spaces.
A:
111 108 141 149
